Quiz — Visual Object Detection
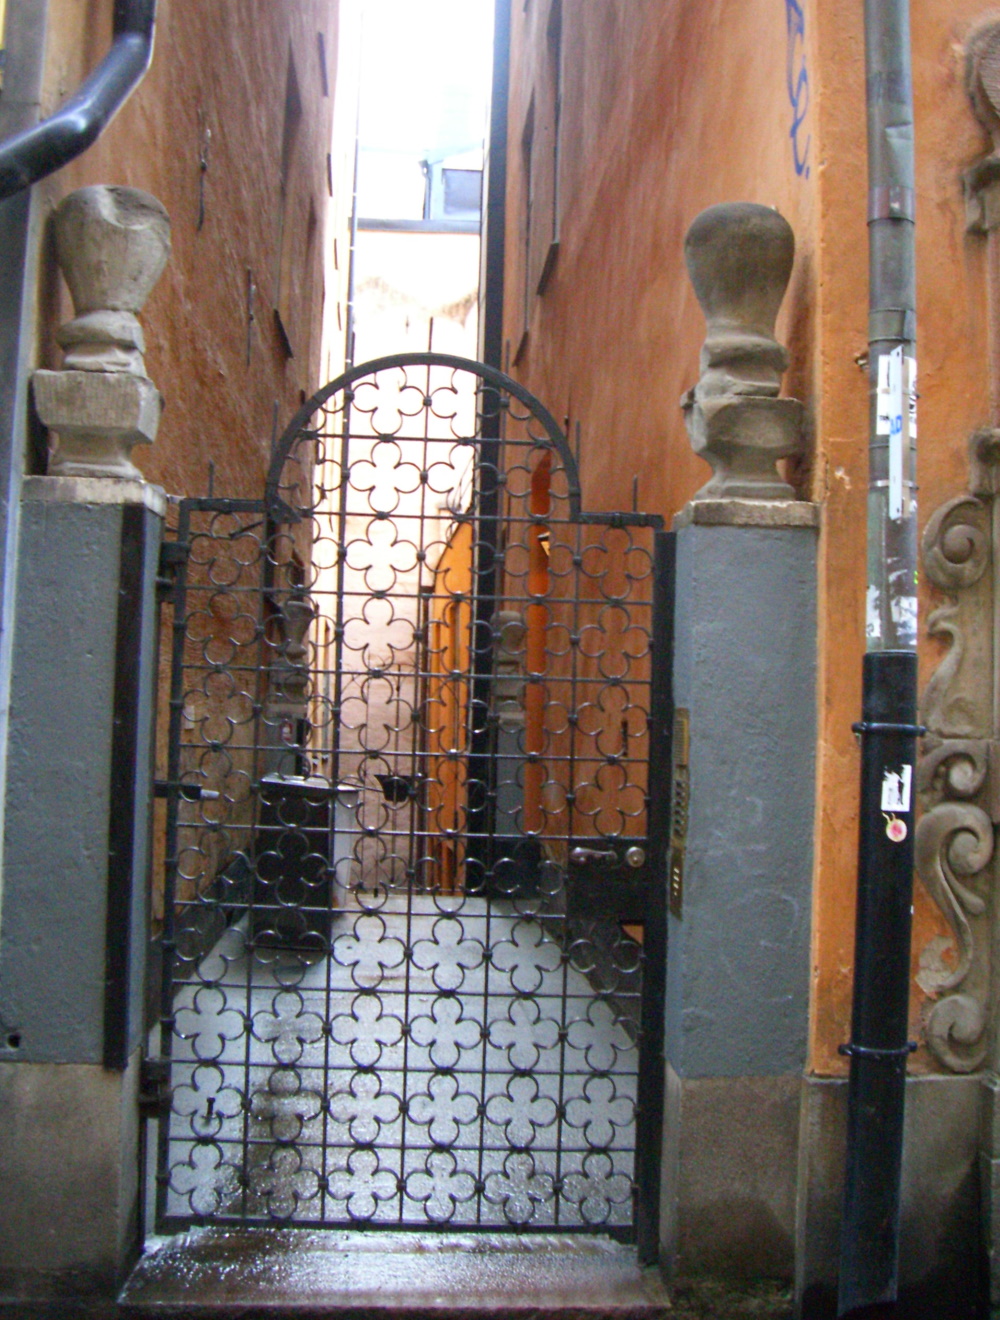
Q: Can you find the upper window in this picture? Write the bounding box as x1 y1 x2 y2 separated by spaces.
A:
423 158 483 223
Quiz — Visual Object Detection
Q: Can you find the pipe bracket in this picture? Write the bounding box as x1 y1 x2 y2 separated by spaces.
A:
868 308 917 343
838 1041 918 1059
868 185 915 222
851 720 927 737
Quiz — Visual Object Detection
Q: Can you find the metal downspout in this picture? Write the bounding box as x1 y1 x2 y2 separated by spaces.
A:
838 0 919 1312
0 0 156 201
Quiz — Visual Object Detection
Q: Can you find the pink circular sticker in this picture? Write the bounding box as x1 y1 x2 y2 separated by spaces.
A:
886 817 907 843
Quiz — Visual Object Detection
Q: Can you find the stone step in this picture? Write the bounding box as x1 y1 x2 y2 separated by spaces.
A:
118 1229 671 1318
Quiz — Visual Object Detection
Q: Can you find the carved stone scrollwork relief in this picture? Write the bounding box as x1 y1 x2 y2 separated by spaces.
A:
918 431 1000 1072
963 19 1000 232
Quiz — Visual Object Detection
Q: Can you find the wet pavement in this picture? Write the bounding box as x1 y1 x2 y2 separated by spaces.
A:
119 1227 670 1317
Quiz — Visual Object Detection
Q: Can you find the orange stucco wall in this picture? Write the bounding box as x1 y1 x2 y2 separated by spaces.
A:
31 0 346 502
503 0 994 1075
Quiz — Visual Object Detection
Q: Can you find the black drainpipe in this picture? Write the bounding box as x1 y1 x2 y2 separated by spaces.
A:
838 0 920 1312
0 0 156 201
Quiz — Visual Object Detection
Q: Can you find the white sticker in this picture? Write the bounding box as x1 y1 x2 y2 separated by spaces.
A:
876 354 892 436
890 594 918 647
905 355 917 443
885 347 904 520
866 585 882 642
881 765 912 813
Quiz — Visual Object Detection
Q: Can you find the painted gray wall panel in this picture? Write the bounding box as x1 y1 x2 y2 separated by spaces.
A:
666 522 817 1079
0 499 122 1063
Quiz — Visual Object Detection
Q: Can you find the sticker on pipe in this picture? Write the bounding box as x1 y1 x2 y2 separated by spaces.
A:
885 814 907 843
881 765 912 812
876 348 916 522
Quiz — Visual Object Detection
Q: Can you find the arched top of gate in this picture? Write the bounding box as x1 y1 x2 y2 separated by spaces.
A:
265 351 582 522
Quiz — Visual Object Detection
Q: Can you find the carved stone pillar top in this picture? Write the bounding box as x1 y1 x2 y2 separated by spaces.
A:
680 203 805 501
32 185 171 480
963 19 1000 232
53 186 171 373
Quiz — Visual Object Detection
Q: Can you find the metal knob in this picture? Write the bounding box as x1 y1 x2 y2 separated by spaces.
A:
625 846 646 869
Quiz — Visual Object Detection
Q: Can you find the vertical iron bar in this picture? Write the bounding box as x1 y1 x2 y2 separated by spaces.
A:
555 511 585 1226
104 503 147 1070
635 529 674 1264
245 508 276 1220
464 389 502 886
154 502 192 1229
479 0 510 371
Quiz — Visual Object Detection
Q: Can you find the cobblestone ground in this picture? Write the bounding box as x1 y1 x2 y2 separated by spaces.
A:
669 1277 795 1318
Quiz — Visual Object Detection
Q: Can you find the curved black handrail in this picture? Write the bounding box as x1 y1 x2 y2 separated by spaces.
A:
0 0 156 201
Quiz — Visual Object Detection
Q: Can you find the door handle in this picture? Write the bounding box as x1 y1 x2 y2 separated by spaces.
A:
569 846 618 865
569 845 647 868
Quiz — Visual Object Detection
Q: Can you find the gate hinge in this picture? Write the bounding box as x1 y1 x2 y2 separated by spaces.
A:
157 539 189 603
138 1057 171 1118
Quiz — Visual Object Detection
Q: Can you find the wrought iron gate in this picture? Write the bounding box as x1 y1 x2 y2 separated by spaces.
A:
150 354 671 1255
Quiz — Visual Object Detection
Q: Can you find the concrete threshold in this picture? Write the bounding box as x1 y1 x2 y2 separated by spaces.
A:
118 1229 671 1318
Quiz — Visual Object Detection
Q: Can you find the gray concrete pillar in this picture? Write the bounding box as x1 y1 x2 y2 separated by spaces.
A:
659 498 819 1281
0 183 169 1308
0 477 163 1305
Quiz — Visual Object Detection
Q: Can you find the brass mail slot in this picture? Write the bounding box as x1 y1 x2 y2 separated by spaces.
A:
668 707 690 919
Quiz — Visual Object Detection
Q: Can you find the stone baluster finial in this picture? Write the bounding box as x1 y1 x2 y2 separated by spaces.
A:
963 19 1000 232
681 202 804 501
491 610 527 731
279 596 315 707
32 185 171 479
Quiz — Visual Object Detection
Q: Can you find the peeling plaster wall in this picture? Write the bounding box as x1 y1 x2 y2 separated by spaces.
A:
503 0 995 1077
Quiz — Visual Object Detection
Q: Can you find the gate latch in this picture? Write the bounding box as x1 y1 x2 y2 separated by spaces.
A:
139 1057 172 1119
157 539 189 603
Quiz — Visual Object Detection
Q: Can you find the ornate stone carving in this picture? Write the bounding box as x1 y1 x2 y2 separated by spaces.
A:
917 432 1000 1072
963 19 1000 232
680 202 805 500
32 185 171 478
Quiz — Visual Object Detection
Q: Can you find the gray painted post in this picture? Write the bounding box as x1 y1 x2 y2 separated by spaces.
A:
661 205 818 1280
660 502 819 1280
0 186 169 1305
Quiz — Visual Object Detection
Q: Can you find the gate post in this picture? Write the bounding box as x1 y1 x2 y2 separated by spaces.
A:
0 187 169 1306
660 204 819 1281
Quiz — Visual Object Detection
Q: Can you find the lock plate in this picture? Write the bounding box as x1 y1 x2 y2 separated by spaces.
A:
567 838 651 921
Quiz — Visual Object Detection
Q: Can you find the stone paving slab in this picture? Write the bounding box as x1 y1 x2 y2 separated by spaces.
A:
118 1229 670 1318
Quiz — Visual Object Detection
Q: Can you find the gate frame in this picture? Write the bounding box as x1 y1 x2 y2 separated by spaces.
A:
148 352 671 1261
